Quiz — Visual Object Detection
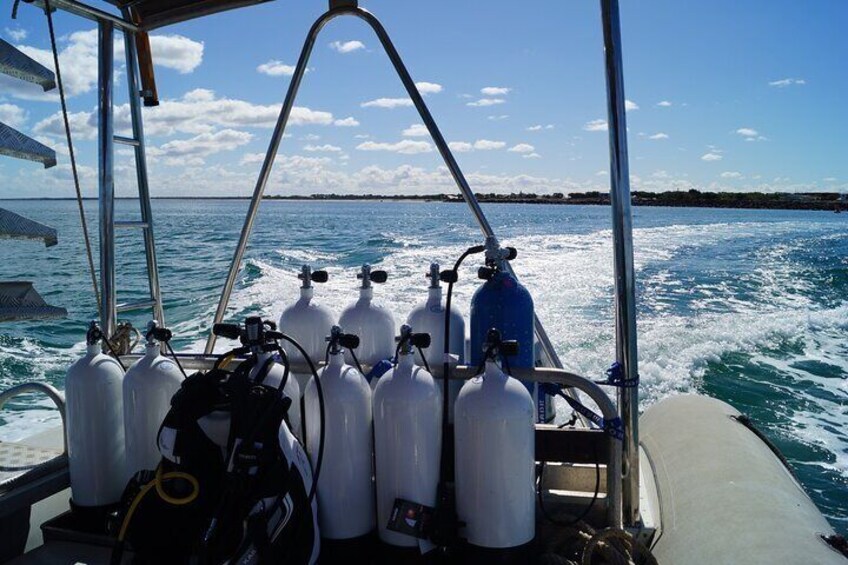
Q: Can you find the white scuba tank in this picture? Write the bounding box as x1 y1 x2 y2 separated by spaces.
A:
372 327 442 548
304 329 375 540
339 265 395 374
251 350 302 440
65 322 126 507
455 357 535 551
123 322 183 479
279 265 336 393
406 262 465 420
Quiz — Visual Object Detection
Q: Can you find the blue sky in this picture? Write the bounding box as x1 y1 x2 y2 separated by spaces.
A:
1 0 845 198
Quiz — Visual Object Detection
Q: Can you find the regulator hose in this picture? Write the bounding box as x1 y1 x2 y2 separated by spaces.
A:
431 244 484 549
110 465 201 565
272 332 325 503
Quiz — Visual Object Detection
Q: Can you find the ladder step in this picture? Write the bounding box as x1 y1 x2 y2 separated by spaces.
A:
115 221 149 229
113 135 140 147
117 299 156 313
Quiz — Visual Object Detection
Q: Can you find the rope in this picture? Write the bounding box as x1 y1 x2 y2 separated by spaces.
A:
539 513 658 565
108 322 140 357
44 0 101 319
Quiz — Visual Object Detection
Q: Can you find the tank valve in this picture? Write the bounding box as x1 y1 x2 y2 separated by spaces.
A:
357 264 388 288
483 328 519 360
326 325 360 354
144 320 173 344
298 265 329 288
86 320 104 345
426 263 441 288
396 324 431 354
483 236 517 270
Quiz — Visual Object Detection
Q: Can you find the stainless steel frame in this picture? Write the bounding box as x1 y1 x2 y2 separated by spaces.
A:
601 0 640 527
97 21 116 338
203 4 564 374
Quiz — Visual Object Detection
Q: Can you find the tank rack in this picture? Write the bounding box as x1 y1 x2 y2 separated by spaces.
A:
119 353 622 528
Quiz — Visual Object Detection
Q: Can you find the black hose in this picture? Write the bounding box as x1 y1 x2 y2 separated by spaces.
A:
164 340 188 379
348 348 365 377
537 444 600 527
274 333 324 503
431 244 485 549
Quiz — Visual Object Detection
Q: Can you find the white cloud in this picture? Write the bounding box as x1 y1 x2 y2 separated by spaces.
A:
415 82 443 95
656 100 672 107
361 97 413 109
329 40 365 54
720 171 742 179
487 115 509 121
304 144 342 153
467 98 505 107
149 34 204 74
402 124 429 137
523 153 541 159
508 143 535 154
481 86 510 96
356 140 433 154
596 170 608 176
5 28 27 41
526 124 554 131
625 100 639 111
448 141 473 152
583 119 608 132
0 103 28 128
1 30 203 102
257 60 296 77
648 132 669 140
33 89 336 142
768 78 805 87
701 152 722 162
823 177 837 182
736 127 758 137
157 129 252 163
333 116 359 127
473 139 506 150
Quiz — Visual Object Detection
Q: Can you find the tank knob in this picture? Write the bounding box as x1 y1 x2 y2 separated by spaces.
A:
299 265 329 288
327 325 360 353
484 328 519 358
357 264 388 287
397 324 431 352
213 323 242 340
145 320 172 343
477 266 495 280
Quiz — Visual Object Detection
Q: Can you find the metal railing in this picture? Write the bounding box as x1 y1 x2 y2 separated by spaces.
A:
601 0 640 527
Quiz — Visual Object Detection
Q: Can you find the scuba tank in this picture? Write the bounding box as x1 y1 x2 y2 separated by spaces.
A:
338 265 395 379
123 321 184 480
279 265 336 394
304 326 376 554
373 325 441 551
406 262 465 421
65 321 126 510
455 329 535 561
470 236 549 422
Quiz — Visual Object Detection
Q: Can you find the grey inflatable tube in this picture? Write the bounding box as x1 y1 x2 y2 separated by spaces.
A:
640 394 845 564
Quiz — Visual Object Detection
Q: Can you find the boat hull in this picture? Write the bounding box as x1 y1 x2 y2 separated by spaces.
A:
641 394 843 564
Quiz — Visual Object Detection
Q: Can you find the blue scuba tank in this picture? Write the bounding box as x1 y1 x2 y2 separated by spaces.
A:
470 237 546 422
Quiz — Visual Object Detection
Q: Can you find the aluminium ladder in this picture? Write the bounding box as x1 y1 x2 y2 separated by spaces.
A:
107 28 163 332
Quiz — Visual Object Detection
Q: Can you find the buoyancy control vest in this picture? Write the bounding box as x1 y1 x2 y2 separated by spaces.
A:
116 352 319 564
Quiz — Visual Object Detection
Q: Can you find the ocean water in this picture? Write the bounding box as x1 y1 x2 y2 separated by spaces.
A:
0 199 845 533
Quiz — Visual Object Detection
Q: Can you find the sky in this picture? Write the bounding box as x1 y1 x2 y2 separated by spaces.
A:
0 0 846 198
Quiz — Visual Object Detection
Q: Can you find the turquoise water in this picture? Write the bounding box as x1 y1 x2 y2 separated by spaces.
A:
0 199 846 533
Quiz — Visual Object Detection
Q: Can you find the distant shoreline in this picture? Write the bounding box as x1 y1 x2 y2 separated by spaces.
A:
1 191 845 212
